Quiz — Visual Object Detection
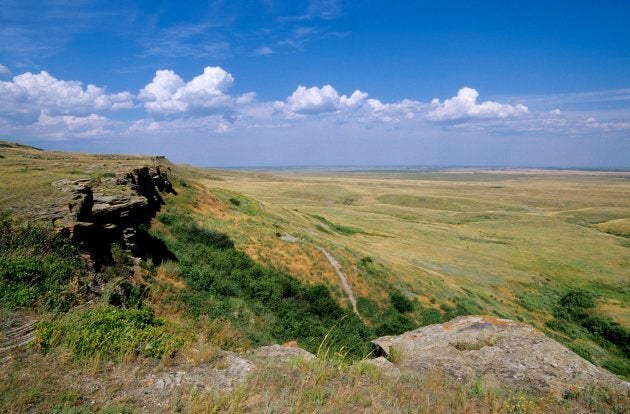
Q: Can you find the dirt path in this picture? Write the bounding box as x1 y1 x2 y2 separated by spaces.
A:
317 247 358 315
279 233 359 316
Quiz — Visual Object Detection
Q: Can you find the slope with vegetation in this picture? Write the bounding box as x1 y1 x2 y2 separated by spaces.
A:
191 167 630 379
0 141 628 413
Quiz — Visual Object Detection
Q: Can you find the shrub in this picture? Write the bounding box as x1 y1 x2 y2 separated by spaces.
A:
581 316 630 356
557 289 595 319
37 306 187 360
390 292 414 313
356 297 378 318
375 308 415 336
547 288 630 378
419 308 442 326
102 278 146 309
0 213 84 311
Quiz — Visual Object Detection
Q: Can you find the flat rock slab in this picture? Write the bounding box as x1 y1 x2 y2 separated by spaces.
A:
251 344 315 364
372 315 629 396
145 353 254 394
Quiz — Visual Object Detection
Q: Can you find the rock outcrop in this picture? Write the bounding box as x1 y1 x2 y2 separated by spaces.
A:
147 353 255 393
251 343 316 364
52 166 174 267
357 356 401 379
371 315 628 396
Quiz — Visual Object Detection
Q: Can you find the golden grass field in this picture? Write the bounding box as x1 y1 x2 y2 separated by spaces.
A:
1 141 627 331
2 142 630 411
0 141 164 220
190 167 630 330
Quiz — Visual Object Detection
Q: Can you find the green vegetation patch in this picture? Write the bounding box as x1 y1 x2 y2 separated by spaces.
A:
211 188 259 215
546 289 630 379
154 214 373 358
37 306 188 360
0 211 85 311
357 256 388 278
310 214 365 236
376 194 509 212
356 297 379 318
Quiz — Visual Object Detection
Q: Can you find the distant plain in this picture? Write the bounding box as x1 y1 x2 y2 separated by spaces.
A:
195 167 630 331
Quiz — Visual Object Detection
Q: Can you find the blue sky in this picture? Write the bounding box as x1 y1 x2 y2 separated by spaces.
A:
1 0 629 167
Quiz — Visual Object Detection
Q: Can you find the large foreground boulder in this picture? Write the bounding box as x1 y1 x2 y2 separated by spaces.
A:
372 315 628 396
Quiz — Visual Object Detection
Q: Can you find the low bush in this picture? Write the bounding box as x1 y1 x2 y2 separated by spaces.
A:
419 308 443 326
390 292 414 313
37 306 188 359
581 316 630 356
0 212 85 311
356 297 378 318
374 308 415 336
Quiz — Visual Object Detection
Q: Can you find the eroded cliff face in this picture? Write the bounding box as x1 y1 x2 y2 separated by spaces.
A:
52 166 174 268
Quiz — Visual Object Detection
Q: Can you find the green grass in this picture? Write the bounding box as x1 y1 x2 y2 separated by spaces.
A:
153 211 375 358
357 256 389 278
1 143 629 412
211 188 260 216
310 214 365 235
192 167 630 377
0 211 85 312
545 289 630 378
37 306 188 360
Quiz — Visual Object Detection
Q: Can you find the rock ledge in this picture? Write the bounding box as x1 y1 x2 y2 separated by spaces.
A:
372 315 628 396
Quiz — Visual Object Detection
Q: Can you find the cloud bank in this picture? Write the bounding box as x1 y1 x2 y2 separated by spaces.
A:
0 65 625 141
0 71 133 124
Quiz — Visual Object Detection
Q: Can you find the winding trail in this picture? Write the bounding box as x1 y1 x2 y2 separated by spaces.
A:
280 233 359 315
317 247 359 315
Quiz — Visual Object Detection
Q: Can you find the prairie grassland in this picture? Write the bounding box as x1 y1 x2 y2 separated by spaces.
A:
0 141 165 218
191 168 630 331
6 345 623 413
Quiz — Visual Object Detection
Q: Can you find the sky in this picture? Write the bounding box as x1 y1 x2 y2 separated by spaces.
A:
0 0 629 168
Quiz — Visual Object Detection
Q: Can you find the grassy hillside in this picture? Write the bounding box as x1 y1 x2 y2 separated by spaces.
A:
0 141 628 412
187 167 630 377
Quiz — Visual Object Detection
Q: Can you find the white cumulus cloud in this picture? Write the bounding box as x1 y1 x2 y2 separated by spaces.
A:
0 71 134 123
34 112 111 139
283 84 368 114
236 92 256 105
428 87 528 122
364 98 424 123
138 66 237 114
